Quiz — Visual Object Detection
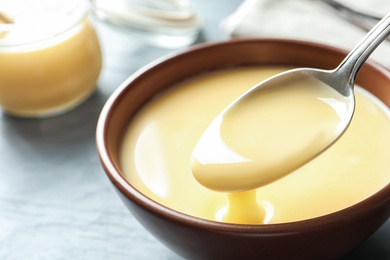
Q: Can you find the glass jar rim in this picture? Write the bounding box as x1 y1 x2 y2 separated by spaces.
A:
0 0 90 47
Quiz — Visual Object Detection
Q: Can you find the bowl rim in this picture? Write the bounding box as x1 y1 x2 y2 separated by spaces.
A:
96 38 390 233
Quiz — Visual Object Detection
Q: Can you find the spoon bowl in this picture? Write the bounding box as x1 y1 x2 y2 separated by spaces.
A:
192 67 354 192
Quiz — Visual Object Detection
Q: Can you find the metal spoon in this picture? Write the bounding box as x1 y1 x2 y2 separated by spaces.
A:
191 12 390 193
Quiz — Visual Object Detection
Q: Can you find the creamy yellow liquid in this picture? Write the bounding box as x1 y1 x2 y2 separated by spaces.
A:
120 67 390 224
0 2 102 117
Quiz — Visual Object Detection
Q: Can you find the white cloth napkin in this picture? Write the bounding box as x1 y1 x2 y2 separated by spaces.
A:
221 0 390 68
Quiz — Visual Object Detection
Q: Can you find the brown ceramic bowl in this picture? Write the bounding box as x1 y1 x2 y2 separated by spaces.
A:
96 39 390 259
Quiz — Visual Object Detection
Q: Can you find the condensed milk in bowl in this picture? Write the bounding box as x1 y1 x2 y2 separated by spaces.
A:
0 0 102 117
96 39 390 259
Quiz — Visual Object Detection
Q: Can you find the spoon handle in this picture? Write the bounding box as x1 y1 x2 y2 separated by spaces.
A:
337 11 390 86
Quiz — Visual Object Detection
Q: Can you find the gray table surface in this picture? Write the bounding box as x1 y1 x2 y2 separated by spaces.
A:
0 1 389 259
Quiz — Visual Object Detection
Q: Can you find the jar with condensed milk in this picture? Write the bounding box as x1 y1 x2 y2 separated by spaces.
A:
0 0 102 117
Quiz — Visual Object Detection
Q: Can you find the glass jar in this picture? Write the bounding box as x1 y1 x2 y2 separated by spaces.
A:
0 0 102 117
91 0 200 48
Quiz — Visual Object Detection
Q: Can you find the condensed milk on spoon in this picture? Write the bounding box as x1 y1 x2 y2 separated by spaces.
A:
191 75 348 224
